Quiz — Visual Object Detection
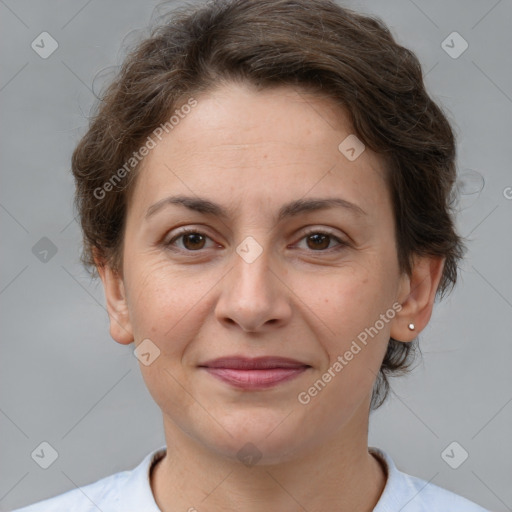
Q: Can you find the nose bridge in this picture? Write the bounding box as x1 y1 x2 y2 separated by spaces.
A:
215 233 290 331
234 236 272 295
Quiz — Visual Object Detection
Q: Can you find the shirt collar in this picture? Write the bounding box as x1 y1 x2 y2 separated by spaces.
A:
117 445 400 511
370 445 413 511
116 444 166 511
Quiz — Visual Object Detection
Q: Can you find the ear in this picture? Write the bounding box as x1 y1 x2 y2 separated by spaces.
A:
390 255 445 342
94 249 134 345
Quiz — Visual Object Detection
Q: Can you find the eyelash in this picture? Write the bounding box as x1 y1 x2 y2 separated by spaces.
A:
164 227 349 254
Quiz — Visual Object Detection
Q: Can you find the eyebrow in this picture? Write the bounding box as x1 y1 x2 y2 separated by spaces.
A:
145 195 367 222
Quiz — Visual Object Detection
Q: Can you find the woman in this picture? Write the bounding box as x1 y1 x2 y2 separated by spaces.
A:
14 0 491 510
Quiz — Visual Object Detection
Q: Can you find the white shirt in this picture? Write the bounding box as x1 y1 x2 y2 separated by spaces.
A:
12 445 490 511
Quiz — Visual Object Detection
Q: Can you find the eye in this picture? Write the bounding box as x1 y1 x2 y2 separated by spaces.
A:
164 227 349 253
165 228 216 251
295 229 348 252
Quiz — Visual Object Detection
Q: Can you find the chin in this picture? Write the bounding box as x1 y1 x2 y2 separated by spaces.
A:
200 408 313 466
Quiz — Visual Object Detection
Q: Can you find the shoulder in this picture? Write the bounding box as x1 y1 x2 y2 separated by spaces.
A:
370 447 491 512
11 446 166 512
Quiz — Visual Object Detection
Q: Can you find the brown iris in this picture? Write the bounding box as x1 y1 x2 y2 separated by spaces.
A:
306 233 330 250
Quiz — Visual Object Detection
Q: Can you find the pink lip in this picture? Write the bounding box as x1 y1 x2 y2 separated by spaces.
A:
199 357 311 390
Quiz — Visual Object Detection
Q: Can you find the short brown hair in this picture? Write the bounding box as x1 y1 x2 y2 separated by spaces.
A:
71 0 465 410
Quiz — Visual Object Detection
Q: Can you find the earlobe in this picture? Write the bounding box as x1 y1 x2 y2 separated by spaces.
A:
94 251 134 345
390 256 445 342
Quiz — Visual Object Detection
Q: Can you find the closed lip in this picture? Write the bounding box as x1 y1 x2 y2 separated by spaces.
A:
199 356 311 389
198 356 311 370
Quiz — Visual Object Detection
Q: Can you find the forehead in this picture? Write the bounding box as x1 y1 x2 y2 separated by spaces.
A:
128 83 389 219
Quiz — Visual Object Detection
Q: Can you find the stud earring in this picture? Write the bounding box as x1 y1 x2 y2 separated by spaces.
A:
408 323 415 331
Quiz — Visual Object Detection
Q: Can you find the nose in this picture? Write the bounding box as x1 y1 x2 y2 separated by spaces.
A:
214 242 292 333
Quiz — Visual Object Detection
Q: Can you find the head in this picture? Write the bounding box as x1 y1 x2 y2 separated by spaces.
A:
72 0 464 462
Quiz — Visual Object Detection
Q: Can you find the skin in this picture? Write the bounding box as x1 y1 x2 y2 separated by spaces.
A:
96 82 444 511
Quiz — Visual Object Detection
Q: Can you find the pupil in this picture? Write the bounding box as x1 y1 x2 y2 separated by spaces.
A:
185 233 204 250
308 233 329 250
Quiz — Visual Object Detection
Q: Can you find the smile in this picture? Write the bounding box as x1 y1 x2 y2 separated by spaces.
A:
198 356 311 390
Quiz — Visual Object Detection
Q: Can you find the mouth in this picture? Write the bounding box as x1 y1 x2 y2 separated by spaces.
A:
198 356 311 390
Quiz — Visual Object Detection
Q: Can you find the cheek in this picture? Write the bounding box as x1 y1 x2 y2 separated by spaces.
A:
303 259 398 368
126 261 207 410
312 266 391 332
125 258 203 344
297 271 392 419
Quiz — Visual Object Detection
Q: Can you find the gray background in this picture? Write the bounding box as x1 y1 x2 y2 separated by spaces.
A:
1 0 511 510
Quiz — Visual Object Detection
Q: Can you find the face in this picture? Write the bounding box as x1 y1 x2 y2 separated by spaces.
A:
100 83 434 464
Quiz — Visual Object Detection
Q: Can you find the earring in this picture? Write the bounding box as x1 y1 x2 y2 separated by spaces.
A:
408 323 415 331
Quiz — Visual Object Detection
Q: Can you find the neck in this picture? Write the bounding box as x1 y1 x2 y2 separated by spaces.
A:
151 409 387 511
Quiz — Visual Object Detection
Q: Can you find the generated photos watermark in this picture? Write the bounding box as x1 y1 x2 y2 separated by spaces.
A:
297 302 403 405
93 97 198 201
